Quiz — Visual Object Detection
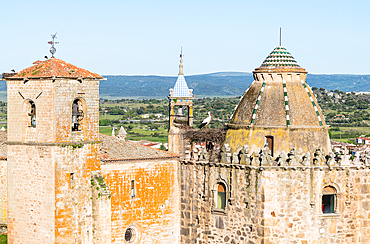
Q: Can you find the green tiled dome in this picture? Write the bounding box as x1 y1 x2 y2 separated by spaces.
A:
260 46 300 67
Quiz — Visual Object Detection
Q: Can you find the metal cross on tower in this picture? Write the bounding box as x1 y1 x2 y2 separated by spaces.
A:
48 33 59 57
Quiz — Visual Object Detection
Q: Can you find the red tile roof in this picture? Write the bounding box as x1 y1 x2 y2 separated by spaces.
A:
0 132 178 161
99 134 178 161
10 57 103 79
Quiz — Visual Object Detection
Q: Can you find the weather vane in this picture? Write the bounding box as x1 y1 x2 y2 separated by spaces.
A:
48 33 59 58
180 46 183 59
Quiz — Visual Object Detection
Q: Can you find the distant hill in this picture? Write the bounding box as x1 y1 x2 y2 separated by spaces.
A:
100 73 370 99
1 72 370 99
99 72 254 99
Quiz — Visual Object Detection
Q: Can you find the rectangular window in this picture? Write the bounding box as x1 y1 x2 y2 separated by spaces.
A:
322 195 335 213
265 136 274 157
131 180 135 197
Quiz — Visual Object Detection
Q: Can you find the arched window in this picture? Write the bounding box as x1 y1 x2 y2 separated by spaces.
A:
72 99 84 131
322 186 336 214
25 100 36 128
217 183 226 210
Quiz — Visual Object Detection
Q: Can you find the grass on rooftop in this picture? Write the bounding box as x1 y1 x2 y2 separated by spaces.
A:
0 234 7 244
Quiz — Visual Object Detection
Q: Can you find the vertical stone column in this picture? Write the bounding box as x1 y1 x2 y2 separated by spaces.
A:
188 105 193 127
169 103 175 130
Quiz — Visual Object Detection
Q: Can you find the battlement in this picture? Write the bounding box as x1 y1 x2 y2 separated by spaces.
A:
184 144 370 170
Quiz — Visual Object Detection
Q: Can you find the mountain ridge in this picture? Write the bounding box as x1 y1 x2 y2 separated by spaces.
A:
1 72 370 99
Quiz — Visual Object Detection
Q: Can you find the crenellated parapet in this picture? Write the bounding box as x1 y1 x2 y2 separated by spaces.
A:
180 145 370 244
184 145 370 170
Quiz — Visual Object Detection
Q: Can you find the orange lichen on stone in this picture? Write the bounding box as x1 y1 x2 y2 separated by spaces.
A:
11 58 103 79
102 159 180 243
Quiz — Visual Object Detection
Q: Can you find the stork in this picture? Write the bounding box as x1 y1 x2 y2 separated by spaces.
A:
199 111 212 131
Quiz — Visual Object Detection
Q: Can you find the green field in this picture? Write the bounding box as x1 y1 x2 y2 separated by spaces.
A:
99 125 168 143
330 126 370 143
99 114 122 120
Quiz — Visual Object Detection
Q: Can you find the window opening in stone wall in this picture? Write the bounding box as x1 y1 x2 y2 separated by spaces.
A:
125 227 136 243
72 99 84 131
322 186 336 214
265 136 274 157
130 180 135 198
217 183 226 210
70 173 75 188
26 100 36 128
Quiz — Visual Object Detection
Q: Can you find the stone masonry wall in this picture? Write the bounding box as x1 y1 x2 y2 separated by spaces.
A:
0 159 6 226
181 145 370 244
262 164 370 243
101 159 181 244
7 145 56 244
54 144 101 244
180 161 261 244
6 76 101 244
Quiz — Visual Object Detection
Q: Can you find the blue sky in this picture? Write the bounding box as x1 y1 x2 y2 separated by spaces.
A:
0 0 369 75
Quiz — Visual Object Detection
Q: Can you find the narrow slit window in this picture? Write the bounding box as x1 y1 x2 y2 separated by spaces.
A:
70 173 75 188
217 183 226 210
131 180 135 198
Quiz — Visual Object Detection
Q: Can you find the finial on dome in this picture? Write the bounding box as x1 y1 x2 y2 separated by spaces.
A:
279 27 282 47
179 47 184 75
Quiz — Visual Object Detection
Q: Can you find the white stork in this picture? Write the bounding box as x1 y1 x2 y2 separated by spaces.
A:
199 111 212 131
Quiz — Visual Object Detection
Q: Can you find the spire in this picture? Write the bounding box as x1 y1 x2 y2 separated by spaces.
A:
279 27 282 47
170 47 193 97
179 47 184 75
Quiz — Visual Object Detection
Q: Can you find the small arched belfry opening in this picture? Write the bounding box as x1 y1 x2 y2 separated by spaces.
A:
71 98 85 132
24 100 36 128
322 186 337 214
216 183 227 210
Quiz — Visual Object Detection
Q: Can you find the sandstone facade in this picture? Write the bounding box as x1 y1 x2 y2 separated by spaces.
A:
180 146 370 244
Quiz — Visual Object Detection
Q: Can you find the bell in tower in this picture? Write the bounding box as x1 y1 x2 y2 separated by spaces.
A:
3 34 104 243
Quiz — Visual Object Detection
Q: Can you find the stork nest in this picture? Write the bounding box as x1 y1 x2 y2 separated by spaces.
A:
183 127 227 143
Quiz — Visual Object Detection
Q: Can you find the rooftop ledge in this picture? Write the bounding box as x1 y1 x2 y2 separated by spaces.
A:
5 140 102 146
225 123 329 130
3 75 104 81
253 67 307 74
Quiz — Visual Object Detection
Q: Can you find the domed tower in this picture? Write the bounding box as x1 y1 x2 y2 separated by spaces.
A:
224 46 331 156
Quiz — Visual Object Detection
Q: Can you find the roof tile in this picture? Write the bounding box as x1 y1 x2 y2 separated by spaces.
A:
11 58 103 79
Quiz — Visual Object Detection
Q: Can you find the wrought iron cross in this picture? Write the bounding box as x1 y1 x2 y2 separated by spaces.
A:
48 33 59 57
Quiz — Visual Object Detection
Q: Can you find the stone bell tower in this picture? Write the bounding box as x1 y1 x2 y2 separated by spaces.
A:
4 44 104 243
224 46 331 156
168 52 195 155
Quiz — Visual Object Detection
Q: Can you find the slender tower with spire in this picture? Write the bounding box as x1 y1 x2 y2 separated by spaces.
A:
168 49 195 154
